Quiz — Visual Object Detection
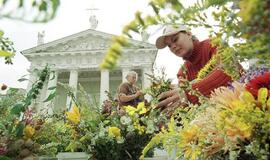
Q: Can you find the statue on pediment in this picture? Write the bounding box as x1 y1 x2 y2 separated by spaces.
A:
37 31 45 45
89 15 98 30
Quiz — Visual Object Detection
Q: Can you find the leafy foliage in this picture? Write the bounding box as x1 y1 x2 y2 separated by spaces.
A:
0 30 15 64
0 0 60 64
101 0 270 78
0 65 55 159
0 0 60 23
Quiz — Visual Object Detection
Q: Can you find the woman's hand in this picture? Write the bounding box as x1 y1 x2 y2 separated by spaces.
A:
156 88 187 110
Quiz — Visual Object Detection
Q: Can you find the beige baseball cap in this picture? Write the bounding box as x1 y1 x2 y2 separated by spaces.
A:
155 25 188 49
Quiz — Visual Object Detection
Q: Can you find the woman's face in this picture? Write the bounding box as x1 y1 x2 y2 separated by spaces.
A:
127 74 137 84
164 32 194 59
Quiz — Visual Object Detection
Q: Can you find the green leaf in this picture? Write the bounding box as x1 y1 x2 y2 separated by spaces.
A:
51 0 60 17
48 86 57 90
39 1 47 11
0 156 12 160
0 50 13 57
2 0 8 5
43 90 56 102
24 96 32 106
32 1 37 6
0 30 4 37
18 78 28 82
19 0 23 7
11 103 24 115
15 122 25 137
49 72 55 80
65 141 77 152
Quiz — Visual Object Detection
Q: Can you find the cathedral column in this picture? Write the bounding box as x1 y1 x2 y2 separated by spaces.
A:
26 68 37 92
121 68 130 83
44 71 58 115
100 69 109 104
66 70 78 109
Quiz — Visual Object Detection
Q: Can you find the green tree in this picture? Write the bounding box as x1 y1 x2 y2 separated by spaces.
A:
0 88 25 118
0 0 60 64
101 0 270 75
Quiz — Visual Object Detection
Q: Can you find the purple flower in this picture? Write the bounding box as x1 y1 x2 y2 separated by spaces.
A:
239 67 269 83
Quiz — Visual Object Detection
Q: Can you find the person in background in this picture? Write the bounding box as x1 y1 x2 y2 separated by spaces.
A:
117 71 144 108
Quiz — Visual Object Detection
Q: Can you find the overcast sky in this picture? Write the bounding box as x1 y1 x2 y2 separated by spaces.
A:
0 0 208 89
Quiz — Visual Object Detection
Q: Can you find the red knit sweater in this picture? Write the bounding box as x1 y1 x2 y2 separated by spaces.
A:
177 39 232 104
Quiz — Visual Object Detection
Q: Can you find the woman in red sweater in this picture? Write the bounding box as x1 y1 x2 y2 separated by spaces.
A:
156 25 234 108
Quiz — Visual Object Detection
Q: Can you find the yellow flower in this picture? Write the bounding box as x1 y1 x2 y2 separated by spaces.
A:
138 125 146 135
134 120 146 134
108 126 121 138
258 88 268 105
0 50 13 57
137 102 147 115
66 105 81 124
180 125 199 144
179 125 202 160
210 82 246 109
125 105 137 116
231 100 246 110
24 125 35 138
64 123 72 129
239 91 255 105
224 117 252 140
183 145 201 160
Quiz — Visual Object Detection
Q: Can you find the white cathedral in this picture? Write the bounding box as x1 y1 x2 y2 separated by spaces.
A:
21 20 157 112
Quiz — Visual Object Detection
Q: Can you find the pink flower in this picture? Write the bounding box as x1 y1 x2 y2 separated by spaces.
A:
0 147 7 155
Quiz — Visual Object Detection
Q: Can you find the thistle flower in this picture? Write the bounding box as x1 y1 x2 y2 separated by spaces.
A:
23 108 34 125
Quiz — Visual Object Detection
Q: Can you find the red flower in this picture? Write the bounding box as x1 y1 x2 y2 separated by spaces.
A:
246 72 270 98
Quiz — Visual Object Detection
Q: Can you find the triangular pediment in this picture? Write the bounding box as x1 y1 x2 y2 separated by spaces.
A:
22 29 155 54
